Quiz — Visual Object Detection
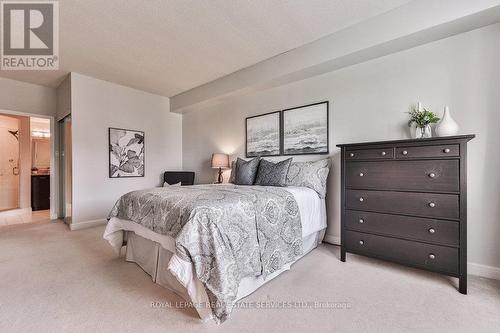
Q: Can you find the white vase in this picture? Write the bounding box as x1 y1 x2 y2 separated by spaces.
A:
436 106 459 137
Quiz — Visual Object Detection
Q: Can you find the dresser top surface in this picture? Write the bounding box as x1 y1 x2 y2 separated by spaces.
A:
336 134 475 148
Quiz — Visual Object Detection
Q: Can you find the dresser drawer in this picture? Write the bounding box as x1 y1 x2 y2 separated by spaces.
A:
345 230 458 274
346 210 459 246
346 189 459 219
346 160 459 192
396 144 459 159
346 147 394 160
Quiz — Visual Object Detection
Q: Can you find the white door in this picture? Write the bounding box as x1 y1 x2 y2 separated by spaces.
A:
0 115 20 211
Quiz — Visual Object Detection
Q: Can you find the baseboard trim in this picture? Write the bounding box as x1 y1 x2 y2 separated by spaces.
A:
468 262 500 280
69 219 107 231
0 207 32 217
323 234 340 245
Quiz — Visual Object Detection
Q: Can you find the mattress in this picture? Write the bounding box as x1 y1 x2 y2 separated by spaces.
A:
104 185 327 321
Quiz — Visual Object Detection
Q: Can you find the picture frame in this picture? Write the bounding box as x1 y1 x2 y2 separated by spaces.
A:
282 101 329 155
108 127 145 178
245 111 281 157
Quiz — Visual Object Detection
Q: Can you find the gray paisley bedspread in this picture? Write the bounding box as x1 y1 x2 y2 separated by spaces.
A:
108 184 302 323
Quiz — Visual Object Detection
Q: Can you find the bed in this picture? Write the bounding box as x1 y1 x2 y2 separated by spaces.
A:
104 183 327 323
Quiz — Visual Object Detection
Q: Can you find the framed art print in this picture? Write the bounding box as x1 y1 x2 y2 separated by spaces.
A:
246 111 281 157
109 127 145 178
282 101 329 155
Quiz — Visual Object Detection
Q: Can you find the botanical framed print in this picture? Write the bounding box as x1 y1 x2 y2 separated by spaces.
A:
109 127 145 178
282 101 329 155
246 111 281 157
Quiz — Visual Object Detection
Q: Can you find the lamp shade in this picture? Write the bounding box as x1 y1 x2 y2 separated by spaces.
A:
211 153 229 169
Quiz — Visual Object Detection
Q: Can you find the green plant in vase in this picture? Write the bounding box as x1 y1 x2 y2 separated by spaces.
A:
408 107 440 139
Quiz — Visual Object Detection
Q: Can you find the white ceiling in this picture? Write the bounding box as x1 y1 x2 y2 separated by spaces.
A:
0 0 411 97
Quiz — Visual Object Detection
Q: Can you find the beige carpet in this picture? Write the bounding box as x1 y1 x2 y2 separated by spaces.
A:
1 221 499 333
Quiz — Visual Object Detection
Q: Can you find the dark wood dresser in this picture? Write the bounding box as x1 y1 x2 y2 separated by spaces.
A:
337 135 474 294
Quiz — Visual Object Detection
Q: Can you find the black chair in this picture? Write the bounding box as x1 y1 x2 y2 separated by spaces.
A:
163 171 195 186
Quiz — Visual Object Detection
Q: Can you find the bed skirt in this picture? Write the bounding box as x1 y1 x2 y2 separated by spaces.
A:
123 228 325 321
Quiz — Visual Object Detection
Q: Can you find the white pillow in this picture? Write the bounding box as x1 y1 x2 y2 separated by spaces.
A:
163 181 182 187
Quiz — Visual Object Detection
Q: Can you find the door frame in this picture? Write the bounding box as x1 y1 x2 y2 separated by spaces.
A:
58 115 72 224
0 109 57 220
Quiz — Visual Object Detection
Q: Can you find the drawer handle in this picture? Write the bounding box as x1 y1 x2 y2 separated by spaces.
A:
359 197 364 202
402 150 408 155
359 218 364 224
428 172 436 178
349 153 355 157
428 202 436 208
428 228 436 234
443 148 451 153
381 151 386 156
359 240 364 245
428 253 436 260
359 172 364 177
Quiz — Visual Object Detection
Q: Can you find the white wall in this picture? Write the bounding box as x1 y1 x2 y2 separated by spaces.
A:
70 73 183 225
17 116 31 209
56 75 71 121
0 115 20 210
0 115 32 210
0 77 56 117
182 23 500 272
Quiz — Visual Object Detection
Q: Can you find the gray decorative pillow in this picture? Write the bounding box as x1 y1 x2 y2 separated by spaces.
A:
228 160 236 184
234 157 260 185
255 158 292 187
286 158 331 198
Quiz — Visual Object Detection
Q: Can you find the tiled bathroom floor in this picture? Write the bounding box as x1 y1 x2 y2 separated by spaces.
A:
0 209 51 227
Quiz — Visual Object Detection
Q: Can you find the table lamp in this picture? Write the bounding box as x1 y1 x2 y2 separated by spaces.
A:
211 153 229 183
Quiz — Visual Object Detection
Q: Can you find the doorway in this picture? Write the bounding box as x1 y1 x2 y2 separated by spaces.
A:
0 112 54 226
